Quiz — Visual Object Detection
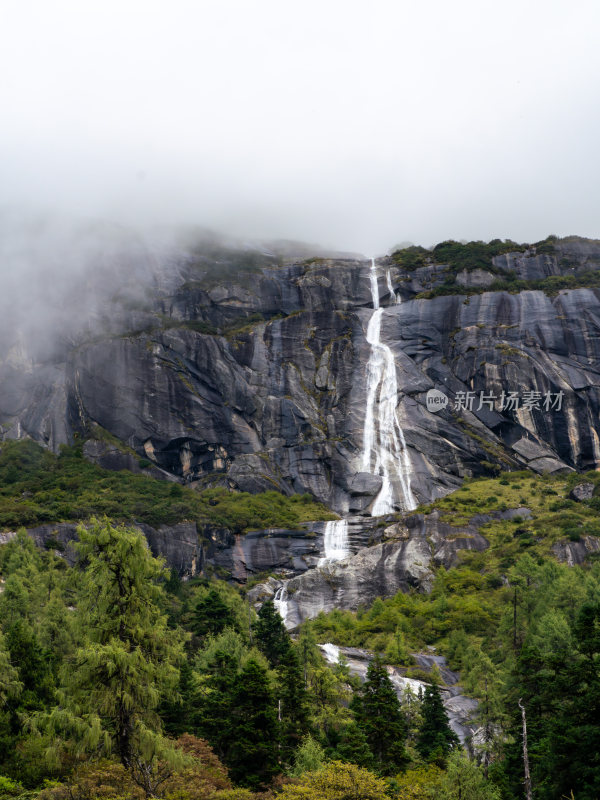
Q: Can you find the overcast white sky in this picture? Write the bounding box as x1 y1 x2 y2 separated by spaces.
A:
2 0 600 254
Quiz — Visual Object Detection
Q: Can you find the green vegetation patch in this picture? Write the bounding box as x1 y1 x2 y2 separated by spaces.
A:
0 439 335 532
305 467 600 671
391 235 600 299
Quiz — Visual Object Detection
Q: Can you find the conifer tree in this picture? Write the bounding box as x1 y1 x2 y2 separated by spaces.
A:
192 587 236 639
416 683 459 763
352 656 407 774
253 598 291 667
227 659 279 789
196 649 238 761
46 518 186 779
278 645 311 766
160 659 197 737
336 723 375 769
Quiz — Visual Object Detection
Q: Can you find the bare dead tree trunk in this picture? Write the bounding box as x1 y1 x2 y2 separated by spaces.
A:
518 698 533 800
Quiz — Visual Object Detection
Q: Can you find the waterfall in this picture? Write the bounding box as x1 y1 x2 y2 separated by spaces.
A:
386 268 399 303
321 642 341 664
274 585 289 626
361 258 417 515
318 519 350 566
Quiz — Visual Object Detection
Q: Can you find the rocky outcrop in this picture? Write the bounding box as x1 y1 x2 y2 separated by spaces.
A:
2 233 600 515
0 515 378 581
247 507 536 627
569 482 595 502
319 643 478 745
552 535 600 566
205 517 377 582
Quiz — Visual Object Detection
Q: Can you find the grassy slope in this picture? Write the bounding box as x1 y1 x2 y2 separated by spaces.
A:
0 439 335 532
306 469 600 688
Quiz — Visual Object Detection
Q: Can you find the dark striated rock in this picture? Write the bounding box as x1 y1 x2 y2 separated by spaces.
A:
3 237 600 514
82 438 179 482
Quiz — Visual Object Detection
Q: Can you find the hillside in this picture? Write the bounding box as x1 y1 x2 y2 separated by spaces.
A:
2 233 600 518
1 233 600 799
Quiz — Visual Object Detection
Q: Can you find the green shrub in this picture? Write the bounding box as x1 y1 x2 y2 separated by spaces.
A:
0 441 335 532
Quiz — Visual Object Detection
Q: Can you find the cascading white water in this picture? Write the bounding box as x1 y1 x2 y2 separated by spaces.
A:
362 258 417 515
386 269 399 303
274 585 289 626
318 519 350 566
320 642 341 664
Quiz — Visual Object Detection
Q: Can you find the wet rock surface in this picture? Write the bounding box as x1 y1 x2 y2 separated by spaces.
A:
248 508 534 627
2 238 600 515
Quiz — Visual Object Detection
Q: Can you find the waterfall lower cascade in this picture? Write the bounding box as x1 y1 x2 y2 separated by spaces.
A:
318 519 350 566
274 585 289 626
362 258 417 515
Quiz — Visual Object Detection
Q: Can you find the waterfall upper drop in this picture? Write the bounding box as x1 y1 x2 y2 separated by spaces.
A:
361 258 417 515
386 268 399 303
318 519 350 566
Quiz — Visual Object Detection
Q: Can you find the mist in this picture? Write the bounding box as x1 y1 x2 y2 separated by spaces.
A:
2 0 600 254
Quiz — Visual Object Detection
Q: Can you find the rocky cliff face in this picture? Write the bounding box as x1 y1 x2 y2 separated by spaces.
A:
2 233 600 517
247 507 529 627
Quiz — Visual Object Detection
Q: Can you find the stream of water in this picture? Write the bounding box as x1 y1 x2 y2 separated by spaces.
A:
318 519 350 566
361 258 417 514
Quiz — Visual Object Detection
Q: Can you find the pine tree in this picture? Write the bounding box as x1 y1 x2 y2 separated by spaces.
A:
352 656 407 774
416 683 459 764
47 518 186 781
5 619 55 710
278 645 311 766
192 588 236 639
336 723 375 769
160 659 197 737
227 659 279 789
196 649 238 762
253 599 291 667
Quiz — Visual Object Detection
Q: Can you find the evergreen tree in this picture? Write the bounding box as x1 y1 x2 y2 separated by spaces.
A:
196 649 238 762
0 631 22 768
5 619 55 710
502 601 600 800
227 659 279 789
253 599 291 667
159 659 198 737
164 566 182 596
46 518 186 778
192 588 236 639
336 723 374 769
291 734 326 776
278 645 311 766
438 751 501 800
352 656 407 774
416 683 459 763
